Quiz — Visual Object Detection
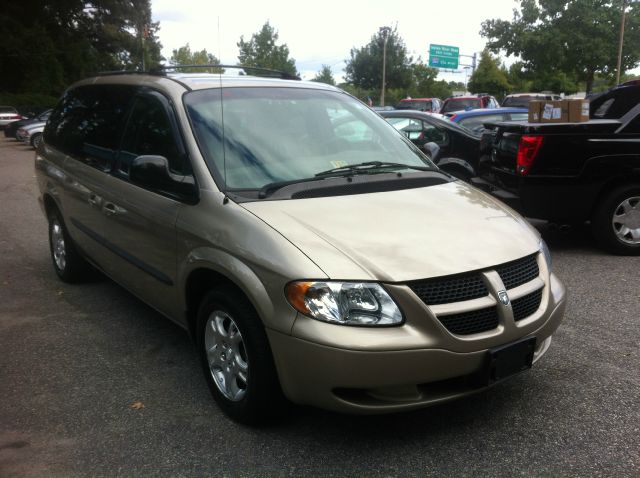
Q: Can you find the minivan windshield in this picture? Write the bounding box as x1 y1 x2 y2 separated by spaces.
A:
184 87 436 192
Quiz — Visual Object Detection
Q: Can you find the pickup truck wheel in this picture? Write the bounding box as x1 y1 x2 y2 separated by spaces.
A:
48 211 91 282
197 288 286 424
592 185 640 255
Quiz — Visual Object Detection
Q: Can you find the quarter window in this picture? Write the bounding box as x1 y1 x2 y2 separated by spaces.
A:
44 85 133 169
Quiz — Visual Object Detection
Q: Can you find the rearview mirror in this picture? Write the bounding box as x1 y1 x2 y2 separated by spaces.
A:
130 155 198 204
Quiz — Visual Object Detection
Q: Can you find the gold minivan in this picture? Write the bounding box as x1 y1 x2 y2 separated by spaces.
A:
36 70 566 424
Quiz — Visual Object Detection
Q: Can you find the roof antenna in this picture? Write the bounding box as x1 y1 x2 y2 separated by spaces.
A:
217 16 228 201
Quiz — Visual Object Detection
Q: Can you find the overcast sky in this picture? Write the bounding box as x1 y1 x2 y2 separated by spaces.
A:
151 0 521 83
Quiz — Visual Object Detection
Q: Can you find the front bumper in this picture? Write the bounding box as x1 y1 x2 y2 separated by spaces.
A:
268 266 566 414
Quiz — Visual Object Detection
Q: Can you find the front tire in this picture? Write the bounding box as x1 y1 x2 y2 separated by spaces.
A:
48 211 91 282
197 288 286 424
592 185 640 255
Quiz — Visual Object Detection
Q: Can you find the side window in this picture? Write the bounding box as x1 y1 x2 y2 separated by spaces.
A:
117 95 183 175
459 114 504 133
593 98 615 118
621 115 640 134
509 113 529 121
45 86 133 170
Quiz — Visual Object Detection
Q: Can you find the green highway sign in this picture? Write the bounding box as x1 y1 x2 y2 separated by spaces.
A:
429 44 459 69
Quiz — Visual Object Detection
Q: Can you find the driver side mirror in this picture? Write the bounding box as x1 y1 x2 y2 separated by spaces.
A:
130 155 198 204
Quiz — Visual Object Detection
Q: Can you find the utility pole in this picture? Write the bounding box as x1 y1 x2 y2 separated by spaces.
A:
616 0 628 85
379 26 391 107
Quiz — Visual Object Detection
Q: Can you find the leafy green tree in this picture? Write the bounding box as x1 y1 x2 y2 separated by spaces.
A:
170 44 222 73
0 0 163 96
481 0 640 93
344 27 413 91
467 50 511 97
237 22 298 75
311 65 336 85
406 62 453 99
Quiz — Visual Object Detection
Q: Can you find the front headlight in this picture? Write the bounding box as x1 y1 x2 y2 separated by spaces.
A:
285 281 403 326
540 239 552 270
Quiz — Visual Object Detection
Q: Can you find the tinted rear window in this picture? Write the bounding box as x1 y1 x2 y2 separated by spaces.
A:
441 99 480 113
502 96 534 107
396 100 433 111
45 85 134 159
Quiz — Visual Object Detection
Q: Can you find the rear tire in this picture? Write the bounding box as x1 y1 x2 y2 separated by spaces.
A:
48 210 91 282
591 184 640 255
30 132 42 149
197 288 286 424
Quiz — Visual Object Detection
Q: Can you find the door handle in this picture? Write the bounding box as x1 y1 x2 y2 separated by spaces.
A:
88 193 101 207
103 202 125 217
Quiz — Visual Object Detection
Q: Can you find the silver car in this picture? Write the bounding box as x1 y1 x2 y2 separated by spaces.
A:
35 71 567 424
0 106 22 128
16 121 46 148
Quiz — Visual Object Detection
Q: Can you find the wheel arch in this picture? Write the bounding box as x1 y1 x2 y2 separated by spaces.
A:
184 268 252 341
590 174 640 219
43 193 60 220
181 250 286 342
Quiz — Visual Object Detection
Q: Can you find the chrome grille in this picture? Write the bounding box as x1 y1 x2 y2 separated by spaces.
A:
438 307 499 335
408 275 488 305
497 254 539 290
512 288 543 321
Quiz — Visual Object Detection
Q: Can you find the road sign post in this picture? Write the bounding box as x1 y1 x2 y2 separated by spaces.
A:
429 44 459 70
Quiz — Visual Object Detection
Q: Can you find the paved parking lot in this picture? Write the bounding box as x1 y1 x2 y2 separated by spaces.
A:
1 138 639 477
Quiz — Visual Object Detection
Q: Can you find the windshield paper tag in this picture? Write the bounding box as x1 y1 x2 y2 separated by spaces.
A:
330 160 349 168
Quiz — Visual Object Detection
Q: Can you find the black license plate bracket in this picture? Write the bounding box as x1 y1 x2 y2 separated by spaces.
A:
485 337 536 385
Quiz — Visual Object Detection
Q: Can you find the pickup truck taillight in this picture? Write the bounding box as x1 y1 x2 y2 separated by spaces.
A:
516 135 544 176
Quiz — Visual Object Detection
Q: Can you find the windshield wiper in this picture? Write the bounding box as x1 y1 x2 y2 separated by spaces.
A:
257 162 437 199
314 161 433 178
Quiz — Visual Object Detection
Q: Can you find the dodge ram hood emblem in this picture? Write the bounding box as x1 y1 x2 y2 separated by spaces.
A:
498 290 510 306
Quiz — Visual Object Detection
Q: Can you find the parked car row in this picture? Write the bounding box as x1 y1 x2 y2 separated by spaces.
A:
381 82 640 255
392 92 562 114
2 109 51 148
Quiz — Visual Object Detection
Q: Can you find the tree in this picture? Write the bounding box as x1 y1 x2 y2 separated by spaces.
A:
0 0 163 97
344 27 413 91
406 62 453 99
467 50 511 97
237 22 298 76
170 44 222 73
481 0 640 93
311 65 336 85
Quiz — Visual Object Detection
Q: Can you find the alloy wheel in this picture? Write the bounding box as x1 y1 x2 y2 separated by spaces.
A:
204 310 248 402
612 196 640 244
51 219 67 271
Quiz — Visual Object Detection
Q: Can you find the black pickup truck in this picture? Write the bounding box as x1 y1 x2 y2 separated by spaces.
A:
474 83 640 255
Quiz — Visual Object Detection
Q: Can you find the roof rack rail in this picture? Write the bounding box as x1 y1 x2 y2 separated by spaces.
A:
93 70 149 76
153 64 301 81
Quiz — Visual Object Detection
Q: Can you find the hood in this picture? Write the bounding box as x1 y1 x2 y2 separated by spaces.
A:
241 181 540 282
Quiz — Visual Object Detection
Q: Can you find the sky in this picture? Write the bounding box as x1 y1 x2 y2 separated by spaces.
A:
150 0 520 84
